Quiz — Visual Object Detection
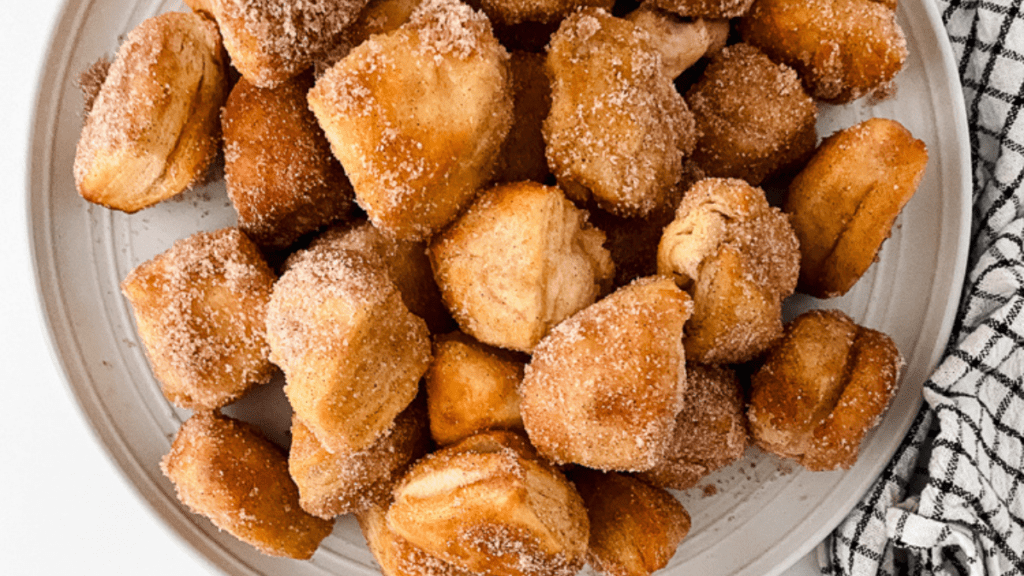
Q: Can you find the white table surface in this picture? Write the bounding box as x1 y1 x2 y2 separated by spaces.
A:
0 2 821 574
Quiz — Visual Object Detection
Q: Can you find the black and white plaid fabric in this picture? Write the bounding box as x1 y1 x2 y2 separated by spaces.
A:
819 0 1024 574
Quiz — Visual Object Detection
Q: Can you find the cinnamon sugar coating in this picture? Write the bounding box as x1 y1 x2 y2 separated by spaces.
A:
739 0 907 104
308 0 514 241
785 118 928 298
685 43 817 186
74 12 228 213
572 469 691 576
426 331 527 445
76 57 111 116
185 0 368 87
429 181 613 353
637 364 748 490
543 8 696 218
658 178 800 364
748 309 903 471
300 221 455 334
223 74 354 252
387 431 590 576
520 277 693 471
121 228 276 410
265 240 431 454
161 412 333 559
289 394 430 519
357 497 478 576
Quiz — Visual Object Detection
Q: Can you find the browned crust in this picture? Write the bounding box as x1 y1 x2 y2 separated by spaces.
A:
638 364 748 490
748 309 903 470
387 431 589 576
161 411 333 559
785 118 928 298
198 0 368 87
543 8 695 218
647 0 755 18
658 178 800 364
222 74 354 252
685 43 817 186
299 221 455 334
308 0 514 240
520 276 693 471
738 0 907 104
266 241 431 454
289 395 430 519
425 332 527 446
572 469 691 576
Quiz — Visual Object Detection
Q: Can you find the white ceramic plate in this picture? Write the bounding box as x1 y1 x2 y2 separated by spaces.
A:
28 0 971 574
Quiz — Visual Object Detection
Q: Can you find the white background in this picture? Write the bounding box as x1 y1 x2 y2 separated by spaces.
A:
0 1 820 574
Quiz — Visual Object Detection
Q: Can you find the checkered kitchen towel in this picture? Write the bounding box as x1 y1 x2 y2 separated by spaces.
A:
819 0 1024 574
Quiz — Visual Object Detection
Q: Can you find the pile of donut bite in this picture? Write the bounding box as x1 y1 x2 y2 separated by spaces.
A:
74 0 929 571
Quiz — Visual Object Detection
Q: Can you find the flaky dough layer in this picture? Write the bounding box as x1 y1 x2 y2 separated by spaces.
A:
658 178 799 364
74 12 227 212
387 431 590 576
785 118 928 298
430 181 614 352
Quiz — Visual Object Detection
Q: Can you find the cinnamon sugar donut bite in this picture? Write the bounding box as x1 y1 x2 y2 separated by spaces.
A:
429 181 614 353
386 430 590 576
543 8 697 218
161 412 333 559
265 240 431 455
74 12 228 213
637 364 748 490
520 276 693 471
658 178 800 364
572 469 691 576
308 0 514 241
425 331 526 445
300 221 454 334
121 228 276 410
786 118 928 298
184 0 366 87
288 394 430 519
685 43 817 186
739 0 907 103
748 310 903 471
222 74 354 252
